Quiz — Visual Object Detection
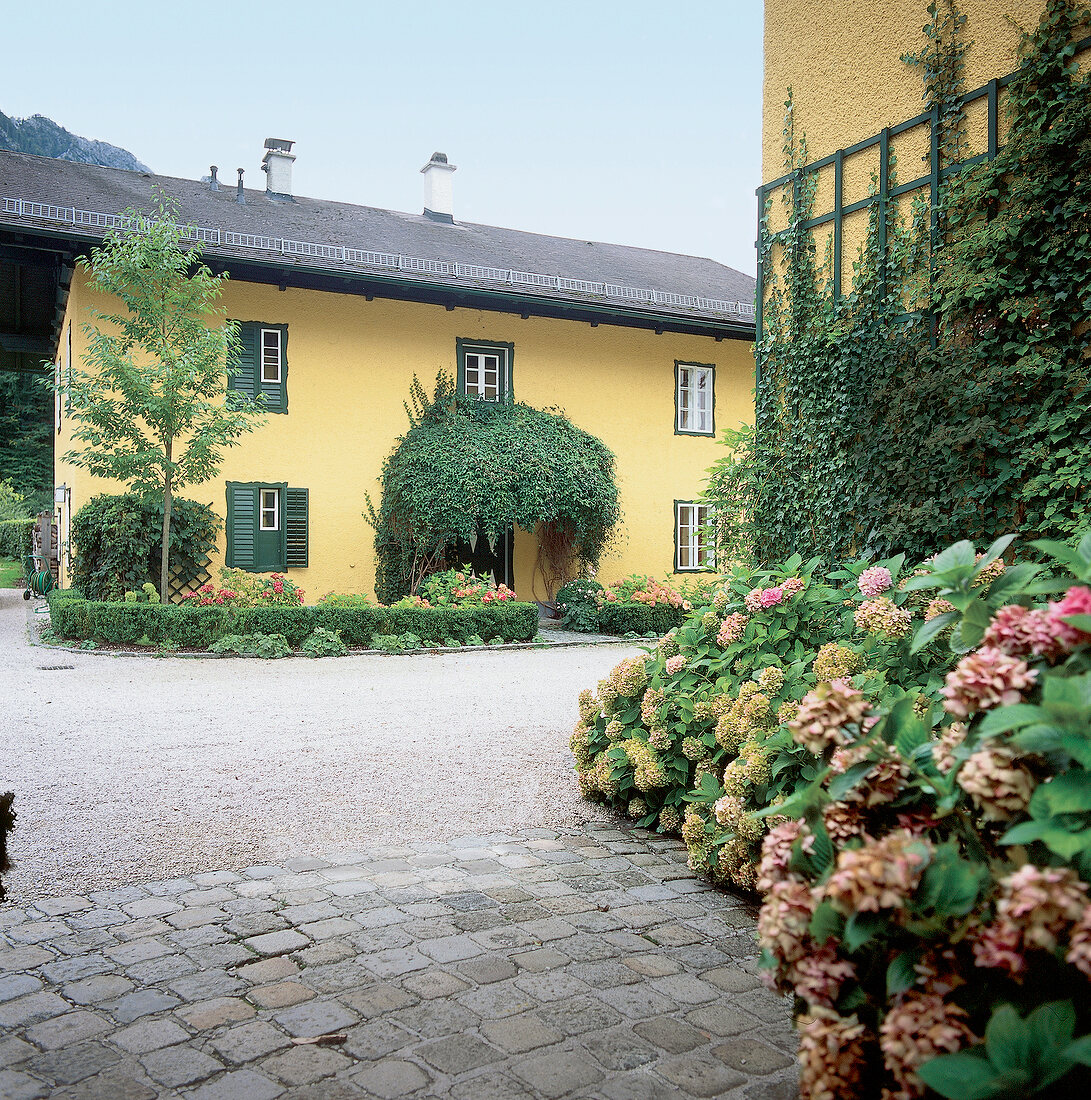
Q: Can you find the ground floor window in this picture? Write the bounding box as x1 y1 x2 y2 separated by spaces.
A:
675 501 714 572
226 482 309 571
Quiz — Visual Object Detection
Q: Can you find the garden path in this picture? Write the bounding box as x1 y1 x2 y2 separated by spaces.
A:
0 592 799 1098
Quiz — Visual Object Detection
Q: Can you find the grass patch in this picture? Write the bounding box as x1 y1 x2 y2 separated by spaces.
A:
0 558 23 589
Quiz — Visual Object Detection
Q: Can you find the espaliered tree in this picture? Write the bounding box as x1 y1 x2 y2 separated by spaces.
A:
367 374 621 603
64 198 265 602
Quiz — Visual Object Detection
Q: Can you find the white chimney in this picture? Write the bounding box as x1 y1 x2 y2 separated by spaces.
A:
420 151 456 223
262 138 296 201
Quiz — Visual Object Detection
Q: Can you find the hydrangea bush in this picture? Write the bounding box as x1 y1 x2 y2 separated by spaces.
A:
755 534 1091 1099
415 568 517 607
572 550 959 886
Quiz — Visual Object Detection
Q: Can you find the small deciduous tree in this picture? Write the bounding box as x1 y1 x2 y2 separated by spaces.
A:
64 197 264 602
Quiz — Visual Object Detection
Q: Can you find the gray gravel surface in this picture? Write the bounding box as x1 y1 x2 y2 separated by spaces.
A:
1 590 633 903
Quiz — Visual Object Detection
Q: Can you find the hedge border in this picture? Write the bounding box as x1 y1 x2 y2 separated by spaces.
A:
595 603 689 637
47 593 541 648
0 518 35 562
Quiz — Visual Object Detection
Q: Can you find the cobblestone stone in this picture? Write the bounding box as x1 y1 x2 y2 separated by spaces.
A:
0 827 798 1098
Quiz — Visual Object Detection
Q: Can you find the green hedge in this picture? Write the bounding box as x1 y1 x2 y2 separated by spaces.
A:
0 518 35 562
47 593 540 648
596 603 689 637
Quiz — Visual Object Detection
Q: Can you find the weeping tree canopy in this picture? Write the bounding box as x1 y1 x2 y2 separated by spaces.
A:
367 374 621 603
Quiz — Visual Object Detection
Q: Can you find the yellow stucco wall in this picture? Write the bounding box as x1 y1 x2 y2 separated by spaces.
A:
762 0 1048 181
55 269 753 602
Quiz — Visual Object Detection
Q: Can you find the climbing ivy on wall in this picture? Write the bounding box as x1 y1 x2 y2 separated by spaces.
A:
366 375 621 603
708 0 1091 565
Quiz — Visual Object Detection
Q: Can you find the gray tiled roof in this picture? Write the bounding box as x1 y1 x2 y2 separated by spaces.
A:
0 150 755 327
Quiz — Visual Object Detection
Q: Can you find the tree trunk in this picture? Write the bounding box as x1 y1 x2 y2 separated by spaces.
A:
160 447 173 605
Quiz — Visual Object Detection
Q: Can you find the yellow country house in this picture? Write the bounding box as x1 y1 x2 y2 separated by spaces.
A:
0 143 756 603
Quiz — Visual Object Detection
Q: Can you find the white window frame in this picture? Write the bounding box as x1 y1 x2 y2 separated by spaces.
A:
259 487 281 531
676 502 714 572
260 328 282 384
676 363 714 435
463 348 507 401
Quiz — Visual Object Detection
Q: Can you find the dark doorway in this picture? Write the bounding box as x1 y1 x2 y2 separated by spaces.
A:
446 523 513 589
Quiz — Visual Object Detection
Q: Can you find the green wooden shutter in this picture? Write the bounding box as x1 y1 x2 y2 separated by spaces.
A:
226 482 258 569
259 325 289 414
227 322 259 400
285 487 309 568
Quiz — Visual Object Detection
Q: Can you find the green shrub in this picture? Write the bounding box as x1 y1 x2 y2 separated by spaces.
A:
316 592 373 608
71 494 219 601
597 602 689 637
208 633 290 658
371 632 421 653
0 518 35 561
555 579 603 632
48 592 539 648
301 627 348 658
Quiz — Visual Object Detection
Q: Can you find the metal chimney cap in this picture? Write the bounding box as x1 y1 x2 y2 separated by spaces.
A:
264 138 295 153
421 151 457 174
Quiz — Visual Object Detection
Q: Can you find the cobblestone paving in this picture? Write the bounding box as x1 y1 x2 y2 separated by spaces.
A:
0 827 798 1099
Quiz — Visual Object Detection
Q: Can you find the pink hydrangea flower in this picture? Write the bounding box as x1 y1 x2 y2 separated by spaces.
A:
759 586 785 608
716 612 748 648
744 587 764 612
1049 585 1091 650
665 654 687 675
858 566 893 597
983 604 1064 661
781 577 805 596
940 647 1037 718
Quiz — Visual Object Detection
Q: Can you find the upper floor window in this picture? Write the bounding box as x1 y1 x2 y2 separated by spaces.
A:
261 328 283 384
676 362 715 436
228 321 288 414
457 338 514 402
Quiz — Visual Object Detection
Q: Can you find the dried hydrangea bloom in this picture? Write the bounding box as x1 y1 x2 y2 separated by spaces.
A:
627 797 647 819
736 812 765 842
713 794 745 828
797 1009 871 1100
648 726 671 752
758 879 817 966
712 587 731 614
782 576 806 596
682 806 709 846
1066 904 1091 979
569 721 593 768
665 654 687 676
931 722 967 774
789 679 870 756
657 804 682 835
640 687 665 727
957 744 1036 820
974 865 1088 975
823 802 869 843
793 944 856 1009
813 642 863 682
742 743 773 786
693 699 714 723
826 830 930 914
854 597 913 638
1049 585 1091 650
743 692 773 728
879 993 974 1100
858 566 893 597
656 632 680 659
722 759 750 798
757 819 804 893
777 699 801 725
757 664 786 695
715 713 746 753
589 753 619 798
681 736 707 761
622 738 668 791
924 596 957 621
940 646 1037 718
972 555 1007 588
694 758 720 784
577 688 601 722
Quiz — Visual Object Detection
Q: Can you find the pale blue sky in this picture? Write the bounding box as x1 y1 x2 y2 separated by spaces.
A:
4 1 764 275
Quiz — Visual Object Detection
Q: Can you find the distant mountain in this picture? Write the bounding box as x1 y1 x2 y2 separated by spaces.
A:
0 110 148 172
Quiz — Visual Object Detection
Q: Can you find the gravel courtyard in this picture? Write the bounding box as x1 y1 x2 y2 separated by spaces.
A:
0 591 628 903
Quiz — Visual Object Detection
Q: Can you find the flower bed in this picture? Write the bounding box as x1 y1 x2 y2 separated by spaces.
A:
557 573 710 635
572 532 1091 1096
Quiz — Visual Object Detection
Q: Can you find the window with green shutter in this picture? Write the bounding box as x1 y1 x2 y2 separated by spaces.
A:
227 322 289 413
226 482 309 572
